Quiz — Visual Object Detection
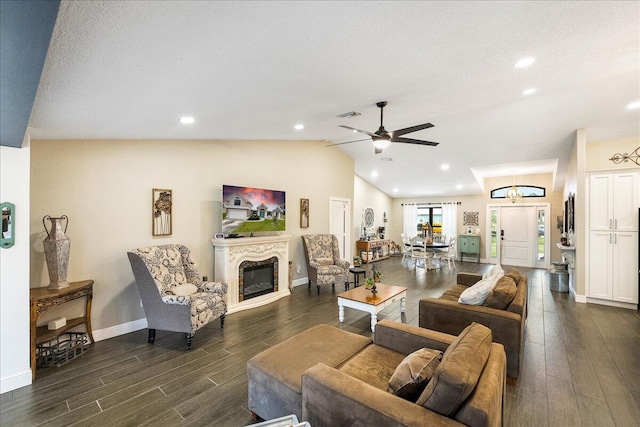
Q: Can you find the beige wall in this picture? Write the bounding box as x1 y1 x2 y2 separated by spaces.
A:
353 175 393 246
30 139 354 332
586 137 640 171
389 173 564 263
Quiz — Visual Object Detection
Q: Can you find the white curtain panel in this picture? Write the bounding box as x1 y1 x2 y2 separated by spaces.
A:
441 203 458 242
402 204 418 238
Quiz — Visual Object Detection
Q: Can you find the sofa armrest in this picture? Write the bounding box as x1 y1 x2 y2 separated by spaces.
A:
457 273 483 287
374 319 455 355
419 297 523 378
302 363 461 427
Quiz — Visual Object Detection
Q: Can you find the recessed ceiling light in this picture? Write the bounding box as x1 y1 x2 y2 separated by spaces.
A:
381 157 393 162
179 116 195 124
514 57 535 68
523 88 536 95
371 171 378 178
455 184 463 190
441 164 450 170
627 100 640 110
294 124 304 130
393 188 399 193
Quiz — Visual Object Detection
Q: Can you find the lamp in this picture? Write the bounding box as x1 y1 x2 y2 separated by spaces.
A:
372 137 391 150
505 174 523 203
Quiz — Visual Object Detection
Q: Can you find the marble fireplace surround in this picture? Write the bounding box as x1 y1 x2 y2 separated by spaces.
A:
211 235 290 314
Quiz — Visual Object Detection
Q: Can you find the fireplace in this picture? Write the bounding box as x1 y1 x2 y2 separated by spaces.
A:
239 257 278 301
211 235 290 314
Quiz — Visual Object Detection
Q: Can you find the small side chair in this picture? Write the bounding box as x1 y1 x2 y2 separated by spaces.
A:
127 244 227 350
302 234 350 295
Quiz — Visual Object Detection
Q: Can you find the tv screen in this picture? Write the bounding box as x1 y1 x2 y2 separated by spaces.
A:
222 185 286 234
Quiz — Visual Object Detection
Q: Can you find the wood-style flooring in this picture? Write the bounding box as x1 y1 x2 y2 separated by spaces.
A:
1 258 639 426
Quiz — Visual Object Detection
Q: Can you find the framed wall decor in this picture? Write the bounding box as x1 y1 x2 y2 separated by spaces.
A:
463 211 479 226
152 188 172 236
300 198 309 228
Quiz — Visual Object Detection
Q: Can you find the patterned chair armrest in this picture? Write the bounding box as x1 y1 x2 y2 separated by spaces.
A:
337 259 351 269
203 281 228 295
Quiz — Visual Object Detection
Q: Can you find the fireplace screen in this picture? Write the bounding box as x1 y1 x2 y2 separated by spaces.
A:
239 257 278 301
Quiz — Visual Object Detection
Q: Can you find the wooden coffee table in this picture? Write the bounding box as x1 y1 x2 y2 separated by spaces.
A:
337 283 407 332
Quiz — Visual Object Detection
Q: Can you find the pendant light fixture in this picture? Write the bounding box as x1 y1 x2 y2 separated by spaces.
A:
505 173 523 203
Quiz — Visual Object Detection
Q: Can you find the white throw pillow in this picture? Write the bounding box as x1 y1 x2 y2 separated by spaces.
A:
171 283 199 296
458 276 498 305
482 263 504 280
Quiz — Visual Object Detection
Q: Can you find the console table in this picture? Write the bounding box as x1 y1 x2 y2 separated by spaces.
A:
356 239 390 263
30 280 94 379
458 234 480 262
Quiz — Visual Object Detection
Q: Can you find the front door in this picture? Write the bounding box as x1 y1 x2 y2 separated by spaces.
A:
500 206 536 267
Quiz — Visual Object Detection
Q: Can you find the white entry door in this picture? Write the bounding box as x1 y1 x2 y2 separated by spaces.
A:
500 206 536 268
330 197 351 261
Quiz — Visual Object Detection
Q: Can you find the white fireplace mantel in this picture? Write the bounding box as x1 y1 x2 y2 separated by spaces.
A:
212 235 291 314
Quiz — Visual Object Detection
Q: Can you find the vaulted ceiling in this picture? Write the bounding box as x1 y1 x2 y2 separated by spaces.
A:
11 1 640 196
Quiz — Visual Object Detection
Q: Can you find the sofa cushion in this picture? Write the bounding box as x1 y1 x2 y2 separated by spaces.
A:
504 268 522 284
416 322 493 416
458 276 498 305
483 276 517 309
439 284 468 301
389 348 442 401
339 344 405 392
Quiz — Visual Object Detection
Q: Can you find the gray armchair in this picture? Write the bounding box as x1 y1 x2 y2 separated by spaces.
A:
302 234 350 295
127 244 227 350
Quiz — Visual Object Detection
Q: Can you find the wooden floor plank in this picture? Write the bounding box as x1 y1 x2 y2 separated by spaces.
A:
1 259 638 427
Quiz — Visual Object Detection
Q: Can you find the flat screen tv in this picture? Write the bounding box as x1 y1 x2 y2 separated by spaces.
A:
222 185 286 235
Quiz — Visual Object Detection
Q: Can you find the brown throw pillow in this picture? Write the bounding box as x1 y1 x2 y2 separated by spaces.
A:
484 276 517 309
504 268 521 284
416 323 492 416
389 348 442 401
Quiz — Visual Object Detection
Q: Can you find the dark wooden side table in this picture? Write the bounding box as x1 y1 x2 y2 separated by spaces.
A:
347 267 367 290
30 280 94 380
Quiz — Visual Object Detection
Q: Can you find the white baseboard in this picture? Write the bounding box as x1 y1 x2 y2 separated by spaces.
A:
1 370 32 394
571 287 587 303
585 297 637 310
92 318 148 342
292 277 308 287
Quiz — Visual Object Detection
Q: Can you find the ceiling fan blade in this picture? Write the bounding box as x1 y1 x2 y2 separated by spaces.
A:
391 136 439 147
339 125 379 139
325 137 371 147
392 122 434 137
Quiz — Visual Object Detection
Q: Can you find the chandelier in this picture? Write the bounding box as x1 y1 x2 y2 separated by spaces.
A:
505 174 523 203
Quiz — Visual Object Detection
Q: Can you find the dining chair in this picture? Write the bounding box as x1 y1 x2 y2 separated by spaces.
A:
435 236 457 272
401 233 413 260
409 236 432 270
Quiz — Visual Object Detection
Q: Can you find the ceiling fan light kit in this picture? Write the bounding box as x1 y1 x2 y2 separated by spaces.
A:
337 101 440 154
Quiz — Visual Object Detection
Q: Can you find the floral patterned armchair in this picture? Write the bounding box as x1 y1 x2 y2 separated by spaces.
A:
127 244 227 350
302 234 350 295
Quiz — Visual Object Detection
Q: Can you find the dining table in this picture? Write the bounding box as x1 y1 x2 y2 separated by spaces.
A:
410 238 450 270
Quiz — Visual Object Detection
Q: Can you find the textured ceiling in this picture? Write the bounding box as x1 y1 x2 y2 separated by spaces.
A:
29 1 640 196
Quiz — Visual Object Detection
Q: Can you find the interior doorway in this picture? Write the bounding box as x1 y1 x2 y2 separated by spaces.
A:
330 197 351 261
486 203 549 268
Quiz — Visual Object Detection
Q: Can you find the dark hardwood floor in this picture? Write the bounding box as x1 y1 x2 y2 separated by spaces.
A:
2 258 639 426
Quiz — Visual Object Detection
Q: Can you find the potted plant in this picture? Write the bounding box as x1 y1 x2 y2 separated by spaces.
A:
373 269 383 283
364 278 375 289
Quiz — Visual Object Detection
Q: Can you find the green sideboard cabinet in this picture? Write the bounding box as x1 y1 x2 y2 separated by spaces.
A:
458 234 480 262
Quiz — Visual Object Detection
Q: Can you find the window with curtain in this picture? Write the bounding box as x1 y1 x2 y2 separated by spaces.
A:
403 203 457 240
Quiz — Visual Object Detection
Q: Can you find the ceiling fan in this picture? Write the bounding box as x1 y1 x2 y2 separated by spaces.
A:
332 101 439 154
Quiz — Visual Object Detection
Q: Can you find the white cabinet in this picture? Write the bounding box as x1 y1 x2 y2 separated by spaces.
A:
588 171 639 305
589 172 639 231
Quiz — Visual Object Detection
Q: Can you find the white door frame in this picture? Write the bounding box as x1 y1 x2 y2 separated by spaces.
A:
330 197 352 261
485 202 550 269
